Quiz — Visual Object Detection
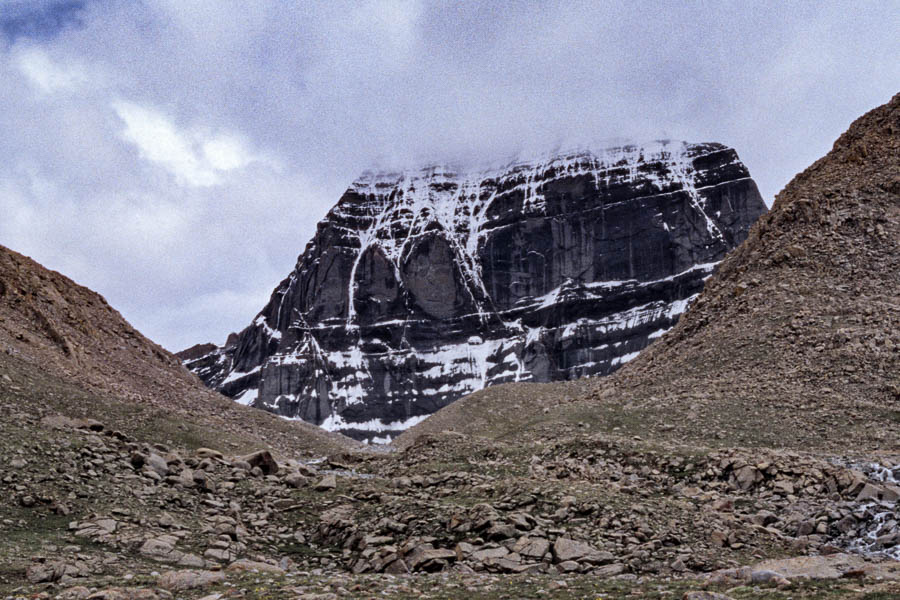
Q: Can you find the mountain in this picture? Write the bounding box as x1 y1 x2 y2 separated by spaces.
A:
400 93 900 455
2 97 899 600
0 244 354 457
183 140 766 441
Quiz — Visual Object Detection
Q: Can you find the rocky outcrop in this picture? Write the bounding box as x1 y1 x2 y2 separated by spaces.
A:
183 140 766 440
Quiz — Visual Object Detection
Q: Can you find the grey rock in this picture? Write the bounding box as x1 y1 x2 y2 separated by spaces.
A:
486 522 517 540
177 554 206 568
192 469 215 492
491 557 536 573
203 548 236 563
146 453 170 477
556 560 581 573
55 586 92 600
750 569 791 586
94 519 117 533
384 559 409 574
471 546 509 562
732 464 763 490
593 563 626 578
856 482 900 503
139 536 183 563
314 473 337 491
177 468 195 488
238 450 279 475
26 561 67 583
511 536 550 559
284 472 308 488
552 537 599 562
225 559 285 575
157 570 225 591
405 545 457 571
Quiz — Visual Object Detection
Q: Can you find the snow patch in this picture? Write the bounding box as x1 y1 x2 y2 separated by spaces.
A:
235 388 258 406
318 412 429 435
221 365 261 385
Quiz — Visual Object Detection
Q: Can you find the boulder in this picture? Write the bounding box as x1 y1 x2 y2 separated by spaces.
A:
593 563 626 578
284 472 308 488
552 537 600 563
512 536 550 559
732 465 763 490
56 587 92 600
314 473 337 491
26 561 67 583
157 570 225 591
192 469 216 492
405 545 457 571
145 453 170 477
471 547 509 562
226 559 285 575
139 536 184 563
237 450 279 475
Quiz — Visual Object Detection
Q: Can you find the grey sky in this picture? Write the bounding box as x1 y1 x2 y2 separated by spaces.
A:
1 0 897 351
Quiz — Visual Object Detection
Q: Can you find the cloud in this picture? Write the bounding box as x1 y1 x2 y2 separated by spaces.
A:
202 136 258 172
112 100 218 187
0 0 897 351
1 0 89 44
14 46 89 94
112 100 269 187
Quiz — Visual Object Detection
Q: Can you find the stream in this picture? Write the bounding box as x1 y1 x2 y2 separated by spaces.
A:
844 462 900 560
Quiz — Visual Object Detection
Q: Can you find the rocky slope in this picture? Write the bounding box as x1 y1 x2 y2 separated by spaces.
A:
183 140 766 441
3 385 899 599
589 91 900 452
0 244 355 457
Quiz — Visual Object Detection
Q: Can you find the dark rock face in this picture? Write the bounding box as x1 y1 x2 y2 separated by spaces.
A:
176 343 218 362
184 141 766 441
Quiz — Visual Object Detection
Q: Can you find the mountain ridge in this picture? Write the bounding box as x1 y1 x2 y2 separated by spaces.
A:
183 139 766 441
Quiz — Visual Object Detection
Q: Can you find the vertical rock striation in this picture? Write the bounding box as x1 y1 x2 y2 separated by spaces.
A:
182 140 766 441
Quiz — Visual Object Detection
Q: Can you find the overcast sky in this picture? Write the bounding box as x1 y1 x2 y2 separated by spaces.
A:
0 0 897 351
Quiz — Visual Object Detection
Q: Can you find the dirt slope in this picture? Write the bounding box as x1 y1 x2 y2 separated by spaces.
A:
398 92 900 455
0 244 357 457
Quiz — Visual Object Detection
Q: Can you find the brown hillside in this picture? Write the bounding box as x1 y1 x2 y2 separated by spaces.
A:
399 92 900 454
0 245 356 457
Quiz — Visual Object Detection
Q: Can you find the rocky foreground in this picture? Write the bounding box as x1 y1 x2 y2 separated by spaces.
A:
1 386 899 599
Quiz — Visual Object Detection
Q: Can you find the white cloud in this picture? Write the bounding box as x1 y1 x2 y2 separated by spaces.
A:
14 46 89 94
202 135 256 171
112 100 269 187
112 100 218 186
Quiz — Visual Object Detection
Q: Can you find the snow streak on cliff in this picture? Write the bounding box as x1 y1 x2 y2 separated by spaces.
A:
183 140 767 441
